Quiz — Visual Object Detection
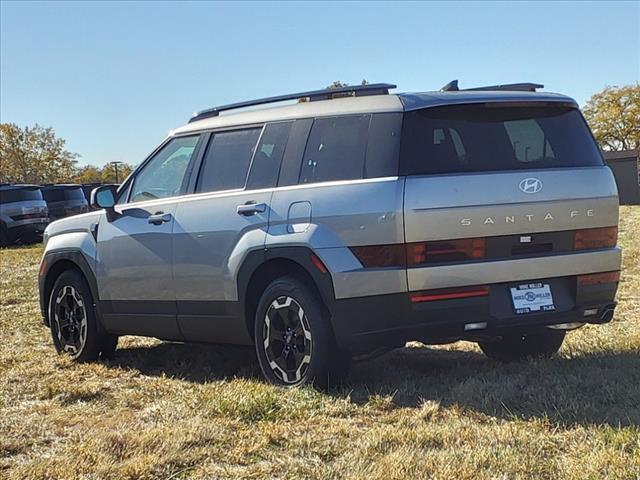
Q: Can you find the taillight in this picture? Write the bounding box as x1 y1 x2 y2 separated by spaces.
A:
349 245 406 268
410 285 489 303
574 227 617 250
406 238 485 266
577 271 620 286
350 238 486 268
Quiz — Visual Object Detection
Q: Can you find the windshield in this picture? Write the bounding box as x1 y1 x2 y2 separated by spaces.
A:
400 104 603 175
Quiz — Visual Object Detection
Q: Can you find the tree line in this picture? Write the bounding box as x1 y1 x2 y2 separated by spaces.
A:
0 123 133 185
1 84 637 186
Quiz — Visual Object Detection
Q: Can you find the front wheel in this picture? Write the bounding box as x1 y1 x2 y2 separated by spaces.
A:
254 275 349 389
49 269 118 362
479 330 566 362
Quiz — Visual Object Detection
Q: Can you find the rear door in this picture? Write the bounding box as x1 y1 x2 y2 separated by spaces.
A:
172 122 292 344
96 134 202 339
401 103 619 305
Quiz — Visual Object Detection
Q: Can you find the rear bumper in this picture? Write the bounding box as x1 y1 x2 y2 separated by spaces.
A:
6 220 49 240
330 275 618 353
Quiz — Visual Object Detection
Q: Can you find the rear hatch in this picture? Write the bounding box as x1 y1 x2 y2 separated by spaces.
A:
400 102 619 315
42 185 89 219
0 185 49 223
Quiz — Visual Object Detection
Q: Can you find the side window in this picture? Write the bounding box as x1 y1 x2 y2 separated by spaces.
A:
300 114 370 184
129 135 199 203
246 122 292 190
197 128 261 193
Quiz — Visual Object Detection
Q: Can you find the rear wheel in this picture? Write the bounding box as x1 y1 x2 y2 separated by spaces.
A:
0 228 9 247
254 275 349 389
479 330 565 362
49 269 118 362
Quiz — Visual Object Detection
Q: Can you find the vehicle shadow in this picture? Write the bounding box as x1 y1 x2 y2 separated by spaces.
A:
108 341 261 383
344 345 640 427
108 340 640 427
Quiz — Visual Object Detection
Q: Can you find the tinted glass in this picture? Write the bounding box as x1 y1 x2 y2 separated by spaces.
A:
130 135 199 203
197 128 261 193
300 114 370 184
0 187 43 204
364 113 402 178
401 104 603 175
42 188 85 202
246 122 292 190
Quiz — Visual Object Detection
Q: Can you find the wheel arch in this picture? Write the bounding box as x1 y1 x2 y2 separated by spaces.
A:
237 246 337 341
39 250 103 332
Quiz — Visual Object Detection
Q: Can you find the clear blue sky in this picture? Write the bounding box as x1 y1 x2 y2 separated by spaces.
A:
1 1 638 167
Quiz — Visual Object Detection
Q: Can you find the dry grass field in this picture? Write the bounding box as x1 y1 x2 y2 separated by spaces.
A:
1 207 639 479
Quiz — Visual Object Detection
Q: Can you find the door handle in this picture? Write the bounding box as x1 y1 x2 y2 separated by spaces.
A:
148 212 172 225
237 202 266 216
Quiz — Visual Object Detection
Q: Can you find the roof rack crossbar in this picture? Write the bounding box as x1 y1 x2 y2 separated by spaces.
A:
189 83 397 123
440 80 544 93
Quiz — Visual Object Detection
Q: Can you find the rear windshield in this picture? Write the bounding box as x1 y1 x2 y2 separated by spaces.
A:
0 187 43 204
42 187 86 202
400 104 603 175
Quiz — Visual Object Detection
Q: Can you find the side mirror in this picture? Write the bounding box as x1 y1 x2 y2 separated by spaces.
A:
90 185 119 221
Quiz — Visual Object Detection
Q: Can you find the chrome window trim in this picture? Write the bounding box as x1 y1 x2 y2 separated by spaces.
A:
114 175 401 211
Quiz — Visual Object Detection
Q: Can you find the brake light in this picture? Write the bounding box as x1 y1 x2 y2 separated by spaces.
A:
574 227 617 250
410 285 489 303
577 271 620 286
406 238 485 266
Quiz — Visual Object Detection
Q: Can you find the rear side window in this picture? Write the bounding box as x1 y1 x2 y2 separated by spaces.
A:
400 104 603 175
300 115 370 184
0 187 43 204
197 128 261 193
246 122 292 190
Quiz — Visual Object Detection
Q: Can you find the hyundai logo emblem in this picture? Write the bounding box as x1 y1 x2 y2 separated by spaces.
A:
519 177 543 194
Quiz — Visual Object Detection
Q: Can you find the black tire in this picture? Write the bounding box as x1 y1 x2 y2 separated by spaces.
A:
48 269 117 362
254 275 349 389
479 330 566 362
0 228 9 247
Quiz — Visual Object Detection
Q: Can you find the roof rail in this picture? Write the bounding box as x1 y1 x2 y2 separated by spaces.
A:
189 83 397 123
440 80 544 92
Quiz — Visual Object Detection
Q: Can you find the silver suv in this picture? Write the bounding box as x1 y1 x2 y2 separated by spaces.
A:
38 82 621 387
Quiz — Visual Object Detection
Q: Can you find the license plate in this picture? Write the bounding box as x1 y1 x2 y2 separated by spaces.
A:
510 283 555 314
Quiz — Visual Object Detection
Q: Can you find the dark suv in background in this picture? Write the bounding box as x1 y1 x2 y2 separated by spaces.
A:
41 185 89 221
0 184 49 246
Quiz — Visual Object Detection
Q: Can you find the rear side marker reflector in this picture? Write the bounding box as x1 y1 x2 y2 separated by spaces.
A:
309 252 328 273
410 285 489 303
577 271 620 286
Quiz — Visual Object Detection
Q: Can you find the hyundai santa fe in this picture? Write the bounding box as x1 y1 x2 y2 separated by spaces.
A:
38 81 621 387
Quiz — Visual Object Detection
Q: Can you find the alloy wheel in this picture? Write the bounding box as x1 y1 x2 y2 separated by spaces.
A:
262 296 313 384
53 285 88 356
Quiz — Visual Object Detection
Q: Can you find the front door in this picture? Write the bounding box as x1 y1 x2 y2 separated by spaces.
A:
96 134 202 339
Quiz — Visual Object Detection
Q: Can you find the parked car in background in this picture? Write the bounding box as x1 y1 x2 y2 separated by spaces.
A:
81 183 102 204
41 185 89 221
0 184 49 246
82 183 120 210
38 81 621 388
